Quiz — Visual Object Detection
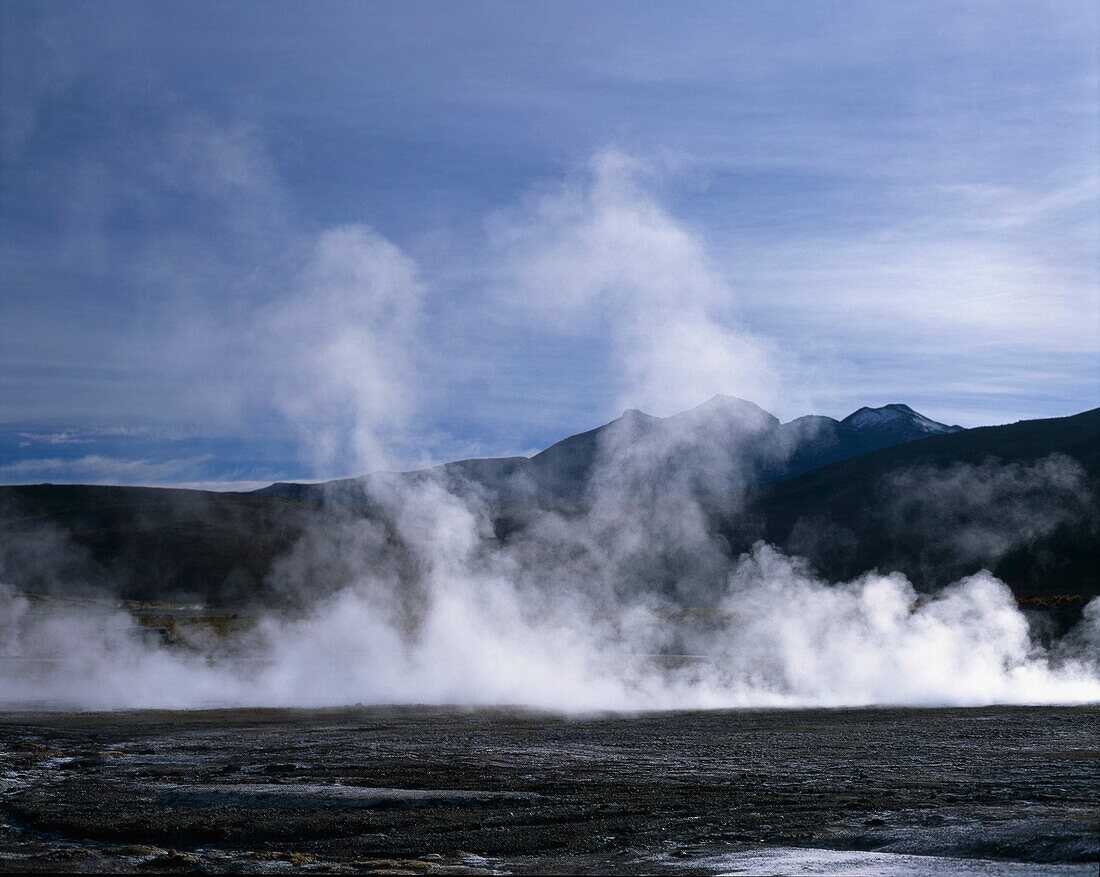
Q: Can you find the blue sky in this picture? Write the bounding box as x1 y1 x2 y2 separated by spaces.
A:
2 1 1097 488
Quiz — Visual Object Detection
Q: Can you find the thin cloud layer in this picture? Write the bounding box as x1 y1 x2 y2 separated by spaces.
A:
0 454 213 485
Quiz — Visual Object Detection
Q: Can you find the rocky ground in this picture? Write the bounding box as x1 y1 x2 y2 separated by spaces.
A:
0 705 1095 874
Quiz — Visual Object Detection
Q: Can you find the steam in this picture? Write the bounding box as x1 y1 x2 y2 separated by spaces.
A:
2 532 1097 711
880 453 1093 576
266 224 425 475
1 152 1098 712
2 442 1098 710
490 150 781 416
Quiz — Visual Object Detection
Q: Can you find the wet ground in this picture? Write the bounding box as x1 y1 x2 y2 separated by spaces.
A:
0 705 1095 874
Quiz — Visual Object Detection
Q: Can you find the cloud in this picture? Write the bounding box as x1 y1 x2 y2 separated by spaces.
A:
14 425 172 447
1 1 1096 478
725 162 1100 424
0 454 212 485
17 431 95 446
938 172 1100 232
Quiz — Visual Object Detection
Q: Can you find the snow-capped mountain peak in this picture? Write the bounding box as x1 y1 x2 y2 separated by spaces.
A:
841 404 960 435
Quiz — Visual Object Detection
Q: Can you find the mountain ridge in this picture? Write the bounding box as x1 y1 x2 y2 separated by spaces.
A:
255 399 963 502
2 404 1094 610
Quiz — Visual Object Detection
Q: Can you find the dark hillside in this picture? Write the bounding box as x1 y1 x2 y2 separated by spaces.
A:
0 484 314 605
748 408 1100 600
1 407 1095 609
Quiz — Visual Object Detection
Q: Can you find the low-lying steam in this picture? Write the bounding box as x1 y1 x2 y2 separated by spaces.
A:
2 471 1097 712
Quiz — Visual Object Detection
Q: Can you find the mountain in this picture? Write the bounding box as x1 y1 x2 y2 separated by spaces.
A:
256 397 963 507
0 483 312 604
777 404 963 481
746 407 1100 602
2 401 1095 613
841 403 961 436
514 396 965 509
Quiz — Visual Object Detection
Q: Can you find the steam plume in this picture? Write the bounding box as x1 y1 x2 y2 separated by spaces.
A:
1 154 1097 712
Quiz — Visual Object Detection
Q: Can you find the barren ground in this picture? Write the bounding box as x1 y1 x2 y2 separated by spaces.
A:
0 705 1096 874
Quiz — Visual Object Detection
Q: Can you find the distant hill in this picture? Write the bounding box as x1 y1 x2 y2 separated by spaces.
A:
257 397 964 507
747 407 1100 601
1 402 1095 611
0 483 312 605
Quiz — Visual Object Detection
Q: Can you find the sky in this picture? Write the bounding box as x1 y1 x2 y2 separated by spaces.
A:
1 0 1097 488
